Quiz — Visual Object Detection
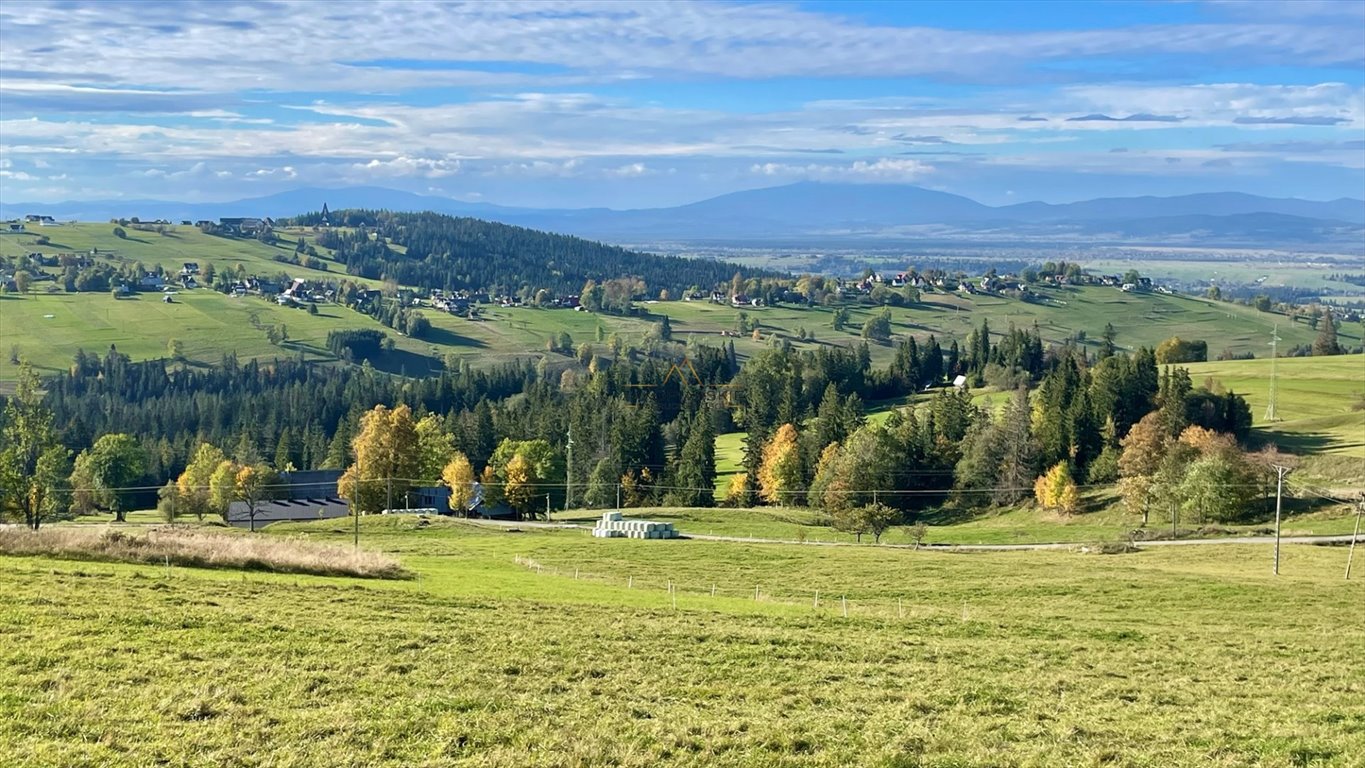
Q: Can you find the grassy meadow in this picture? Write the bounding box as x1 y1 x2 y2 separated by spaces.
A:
7 221 1357 386
1184 354 1365 458
2 516 1362 767
0 289 456 380
555 494 1365 546
0 222 349 286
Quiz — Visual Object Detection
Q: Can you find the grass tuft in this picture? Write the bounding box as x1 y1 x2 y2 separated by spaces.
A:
0 525 410 579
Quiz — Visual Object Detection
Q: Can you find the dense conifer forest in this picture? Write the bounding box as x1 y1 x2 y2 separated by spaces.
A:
290 209 770 297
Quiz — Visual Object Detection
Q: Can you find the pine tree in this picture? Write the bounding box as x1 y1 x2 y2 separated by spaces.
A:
669 411 716 508
995 388 1037 504
1313 308 1342 356
273 427 295 473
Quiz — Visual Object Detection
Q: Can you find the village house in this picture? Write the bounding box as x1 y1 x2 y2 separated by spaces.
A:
218 217 271 236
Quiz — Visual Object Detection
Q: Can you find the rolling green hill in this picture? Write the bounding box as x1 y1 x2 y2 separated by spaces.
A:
1184 354 1365 458
4 222 1358 388
0 222 354 285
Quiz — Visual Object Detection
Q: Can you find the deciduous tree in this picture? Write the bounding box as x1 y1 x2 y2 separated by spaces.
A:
235 463 277 532
1033 461 1080 515
71 433 145 522
0 362 68 529
339 404 421 514
757 423 802 505
441 452 476 515
175 442 229 520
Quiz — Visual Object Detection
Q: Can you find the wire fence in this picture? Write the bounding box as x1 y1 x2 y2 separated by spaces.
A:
509 553 974 621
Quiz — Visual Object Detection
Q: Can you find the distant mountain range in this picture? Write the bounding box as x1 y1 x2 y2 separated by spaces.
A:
5 182 1363 246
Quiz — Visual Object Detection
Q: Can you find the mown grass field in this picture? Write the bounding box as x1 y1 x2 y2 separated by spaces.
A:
2 517 1361 767
0 223 348 285
0 290 448 380
1185 354 1365 458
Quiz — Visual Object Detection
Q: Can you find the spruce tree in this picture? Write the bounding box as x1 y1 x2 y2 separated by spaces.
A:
1313 308 1342 356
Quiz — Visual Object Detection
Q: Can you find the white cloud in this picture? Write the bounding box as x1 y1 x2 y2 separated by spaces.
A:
488 158 584 177
0 170 36 181
0 0 1359 96
751 157 932 182
353 156 462 178
1 2 1361 203
605 162 651 177
138 162 232 180
1062 82 1363 127
248 166 298 179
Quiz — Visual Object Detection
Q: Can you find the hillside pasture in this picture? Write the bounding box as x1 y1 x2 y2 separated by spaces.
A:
1185 354 1365 458
0 222 353 284
6 219 1348 383
1 518 1361 767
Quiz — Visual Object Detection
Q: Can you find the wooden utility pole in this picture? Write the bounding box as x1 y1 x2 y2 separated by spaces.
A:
1271 464 1292 576
353 453 366 550
565 426 574 511
1347 498 1363 581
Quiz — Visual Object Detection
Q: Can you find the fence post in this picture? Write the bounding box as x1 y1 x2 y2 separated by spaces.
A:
813 589 819 609
841 595 847 618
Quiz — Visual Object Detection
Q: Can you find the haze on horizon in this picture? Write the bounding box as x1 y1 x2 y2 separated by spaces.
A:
1 0 1363 210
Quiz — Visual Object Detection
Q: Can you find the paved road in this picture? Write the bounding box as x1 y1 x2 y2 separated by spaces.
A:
470 518 1359 552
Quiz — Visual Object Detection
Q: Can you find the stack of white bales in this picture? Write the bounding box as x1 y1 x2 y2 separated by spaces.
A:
591 511 679 539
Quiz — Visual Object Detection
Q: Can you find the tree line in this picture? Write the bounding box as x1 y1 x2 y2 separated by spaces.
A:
3 314 1271 531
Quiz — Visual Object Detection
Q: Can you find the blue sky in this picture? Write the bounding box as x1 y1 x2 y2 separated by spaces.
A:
1 0 1362 208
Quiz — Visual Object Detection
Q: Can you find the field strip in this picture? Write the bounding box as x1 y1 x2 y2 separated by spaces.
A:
473 518 1359 551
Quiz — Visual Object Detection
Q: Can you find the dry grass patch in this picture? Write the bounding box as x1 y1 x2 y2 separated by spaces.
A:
0 526 410 579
